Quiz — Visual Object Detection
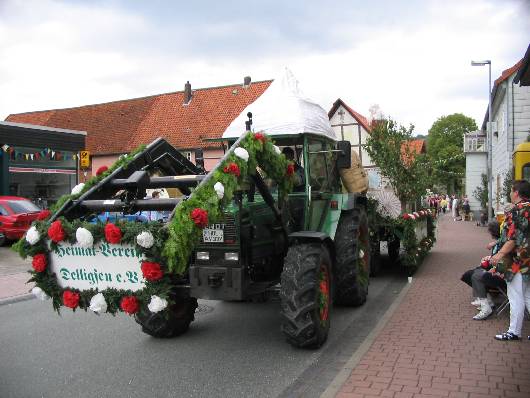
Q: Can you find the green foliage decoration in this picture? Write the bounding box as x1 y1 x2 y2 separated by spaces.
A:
14 218 173 314
366 198 436 274
364 118 430 211
162 131 293 273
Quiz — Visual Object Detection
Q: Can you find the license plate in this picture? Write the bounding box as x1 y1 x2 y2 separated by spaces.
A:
203 228 224 242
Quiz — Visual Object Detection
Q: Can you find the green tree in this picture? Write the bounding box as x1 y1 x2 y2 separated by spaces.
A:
364 118 430 212
427 113 477 193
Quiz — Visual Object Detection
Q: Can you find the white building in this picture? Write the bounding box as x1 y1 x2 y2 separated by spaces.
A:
328 99 384 189
483 53 530 212
464 131 487 216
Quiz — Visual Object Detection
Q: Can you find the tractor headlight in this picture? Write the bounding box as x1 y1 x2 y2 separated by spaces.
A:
224 252 239 261
196 251 210 260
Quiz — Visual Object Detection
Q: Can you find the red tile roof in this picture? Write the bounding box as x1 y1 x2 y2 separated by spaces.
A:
401 139 426 165
6 81 272 154
328 98 371 132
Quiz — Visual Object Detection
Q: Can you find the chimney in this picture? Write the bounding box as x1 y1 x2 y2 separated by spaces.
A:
184 81 192 104
243 76 251 88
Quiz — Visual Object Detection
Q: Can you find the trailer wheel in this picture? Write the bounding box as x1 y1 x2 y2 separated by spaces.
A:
334 209 370 306
370 239 381 277
280 243 332 349
388 237 400 262
135 297 198 338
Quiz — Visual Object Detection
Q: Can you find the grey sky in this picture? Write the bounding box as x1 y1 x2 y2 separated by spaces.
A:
1 0 529 134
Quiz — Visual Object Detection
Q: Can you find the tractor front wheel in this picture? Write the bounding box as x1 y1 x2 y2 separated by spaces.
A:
135 297 198 338
280 243 332 349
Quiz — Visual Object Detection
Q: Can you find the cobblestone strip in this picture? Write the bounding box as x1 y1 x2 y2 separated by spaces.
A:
333 216 530 398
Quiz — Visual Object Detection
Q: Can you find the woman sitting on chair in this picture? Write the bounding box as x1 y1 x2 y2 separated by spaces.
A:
461 220 506 320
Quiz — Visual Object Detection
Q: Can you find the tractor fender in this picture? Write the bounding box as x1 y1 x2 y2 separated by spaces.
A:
288 232 336 265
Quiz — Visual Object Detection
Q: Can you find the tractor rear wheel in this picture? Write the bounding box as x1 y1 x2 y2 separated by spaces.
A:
334 209 370 306
135 297 198 338
280 243 332 349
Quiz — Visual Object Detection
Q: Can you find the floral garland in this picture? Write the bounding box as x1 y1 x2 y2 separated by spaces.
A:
367 198 436 273
161 131 293 274
14 131 294 314
14 218 173 315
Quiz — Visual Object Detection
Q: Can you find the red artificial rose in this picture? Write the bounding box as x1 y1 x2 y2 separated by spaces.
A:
254 132 266 143
32 254 47 273
96 165 108 176
191 208 209 228
286 164 295 176
403 213 411 220
120 296 139 315
223 162 240 177
480 258 490 269
141 261 164 281
63 290 80 309
48 220 66 242
512 263 520 273
524 211 529 218
104 223 122 244
37 210 50 221
507 223 516 239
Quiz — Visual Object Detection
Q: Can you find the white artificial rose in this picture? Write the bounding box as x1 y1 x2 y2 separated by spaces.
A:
234 147 249 162
273 145 281 155
136 231 155 249
409 213 416 220
214 182 225 199
31 287 50 301
71 183 85 196
359 249 364 259
89 293 108 313
148 295 168 313
25 226 40 245
76 227 94 248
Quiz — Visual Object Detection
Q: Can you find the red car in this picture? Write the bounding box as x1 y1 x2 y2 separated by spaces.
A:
0 196 50 245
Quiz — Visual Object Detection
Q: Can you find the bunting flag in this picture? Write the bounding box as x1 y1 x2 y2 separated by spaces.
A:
0 145 80 163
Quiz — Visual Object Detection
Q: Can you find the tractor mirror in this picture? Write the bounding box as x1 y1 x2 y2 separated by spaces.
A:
336 141 351 169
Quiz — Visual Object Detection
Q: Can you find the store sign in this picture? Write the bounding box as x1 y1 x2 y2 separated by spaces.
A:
49 242 146 291
80 150 90 168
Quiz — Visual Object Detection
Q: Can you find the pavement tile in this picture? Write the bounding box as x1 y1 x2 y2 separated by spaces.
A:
334 215 530 398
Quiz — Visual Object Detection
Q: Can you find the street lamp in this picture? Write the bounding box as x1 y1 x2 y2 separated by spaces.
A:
471 59 493 222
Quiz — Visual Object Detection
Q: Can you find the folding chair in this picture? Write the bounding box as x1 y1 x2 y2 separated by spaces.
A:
487 285 530 319
486 286 509 317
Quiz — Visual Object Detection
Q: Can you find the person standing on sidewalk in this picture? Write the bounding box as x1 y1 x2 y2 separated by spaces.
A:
490 180 530 341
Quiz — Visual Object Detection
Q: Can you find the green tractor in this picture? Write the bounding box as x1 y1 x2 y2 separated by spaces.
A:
22 122 371 349
137 130 372 348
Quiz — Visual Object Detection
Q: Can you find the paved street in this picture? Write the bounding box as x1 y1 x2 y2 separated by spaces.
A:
0 255 405 398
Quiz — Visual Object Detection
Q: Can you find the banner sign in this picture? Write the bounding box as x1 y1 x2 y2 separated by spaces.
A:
49 242 146 291
80 150 90 168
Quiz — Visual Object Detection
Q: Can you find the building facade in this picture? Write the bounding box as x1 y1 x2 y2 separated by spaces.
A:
0 121 86 207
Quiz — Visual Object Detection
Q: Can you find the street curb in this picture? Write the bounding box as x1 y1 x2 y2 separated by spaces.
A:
320 278 413 398
0 293 34 306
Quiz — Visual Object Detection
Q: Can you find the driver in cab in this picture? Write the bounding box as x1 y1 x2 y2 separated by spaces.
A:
282 147 305 192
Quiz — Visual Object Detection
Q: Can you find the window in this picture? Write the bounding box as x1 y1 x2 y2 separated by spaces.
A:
307 139 338 192
0 205 8 216
8 200 40 214
523 163 530 182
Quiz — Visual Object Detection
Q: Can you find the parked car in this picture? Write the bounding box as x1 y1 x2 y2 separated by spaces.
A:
0 196 50 245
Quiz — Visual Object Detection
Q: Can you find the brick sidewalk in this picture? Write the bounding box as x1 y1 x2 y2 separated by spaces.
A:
336 215 530 398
